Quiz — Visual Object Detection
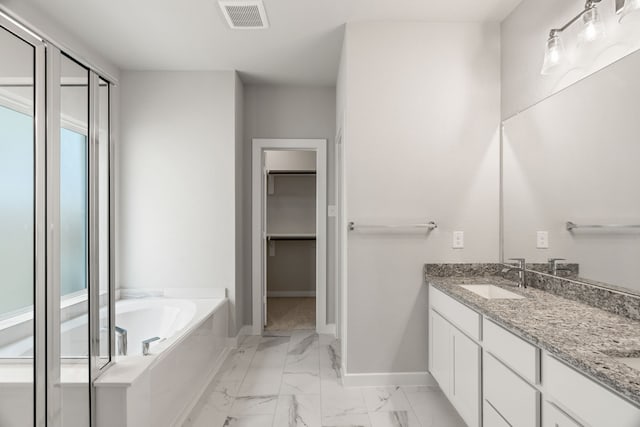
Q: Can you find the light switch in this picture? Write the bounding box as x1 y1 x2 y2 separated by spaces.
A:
328 205 337 217
537 231 549 249
453 231 464 249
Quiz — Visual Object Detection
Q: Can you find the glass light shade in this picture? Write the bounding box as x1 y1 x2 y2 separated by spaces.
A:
541 34 565 75
579 7 606 43
619 0 640 22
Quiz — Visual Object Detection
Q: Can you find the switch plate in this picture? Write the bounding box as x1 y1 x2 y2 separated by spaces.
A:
453 231 464 249
328 205 337 217
537 231 549 249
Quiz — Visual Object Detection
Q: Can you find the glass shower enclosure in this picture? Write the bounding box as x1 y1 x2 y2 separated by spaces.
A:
0 11 114 427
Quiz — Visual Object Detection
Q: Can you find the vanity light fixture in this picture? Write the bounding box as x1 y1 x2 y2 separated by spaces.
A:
618 0 640 22
541 30 566 75
541 0 619 75
579 5 606 43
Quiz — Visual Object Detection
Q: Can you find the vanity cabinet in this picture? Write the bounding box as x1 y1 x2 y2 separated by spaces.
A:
429 288 481 427
428 284 640 427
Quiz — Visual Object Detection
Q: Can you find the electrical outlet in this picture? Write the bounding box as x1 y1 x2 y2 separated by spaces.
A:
453 231 464 249
537 231 549 249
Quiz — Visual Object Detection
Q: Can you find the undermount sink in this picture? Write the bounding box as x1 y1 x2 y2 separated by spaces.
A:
458 284 525 300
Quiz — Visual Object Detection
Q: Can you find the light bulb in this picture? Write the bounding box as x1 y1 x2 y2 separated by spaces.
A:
541 33 565 75
579 7 606 43
619 0 640 22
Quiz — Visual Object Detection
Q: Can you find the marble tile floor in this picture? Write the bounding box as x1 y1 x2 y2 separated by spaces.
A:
183 331 465 427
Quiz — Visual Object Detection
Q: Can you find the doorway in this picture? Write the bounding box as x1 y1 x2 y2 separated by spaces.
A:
252 139 327 334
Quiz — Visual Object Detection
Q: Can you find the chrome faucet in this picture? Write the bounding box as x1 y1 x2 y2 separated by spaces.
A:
142 336 160 356
548 258 573 276
502 258 527 288
115 326 127 356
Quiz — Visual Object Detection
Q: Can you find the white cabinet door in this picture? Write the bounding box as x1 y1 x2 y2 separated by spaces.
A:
543 401 582 427
484 401 511 427
452 329 481 427
430 310 451 397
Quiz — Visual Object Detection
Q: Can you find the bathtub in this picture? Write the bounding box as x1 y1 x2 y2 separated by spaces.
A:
96 294 229 427
114 298 198 356
0 293 229 427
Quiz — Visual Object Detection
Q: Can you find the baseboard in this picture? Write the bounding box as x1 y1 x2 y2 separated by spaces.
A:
267 291 316 297
341 371 436 388
317 323 336 335
227 325 253 347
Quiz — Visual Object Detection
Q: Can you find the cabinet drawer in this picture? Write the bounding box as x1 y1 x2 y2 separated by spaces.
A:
543 400 581 427
484 401 510 427
543 354 640 427
429 286 481 340
483 319 540 384
485 352 539 427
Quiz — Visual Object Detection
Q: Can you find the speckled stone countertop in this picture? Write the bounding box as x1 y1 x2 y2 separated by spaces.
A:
426 272 640 408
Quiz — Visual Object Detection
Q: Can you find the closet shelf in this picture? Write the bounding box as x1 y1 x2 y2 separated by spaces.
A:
267 233 316 241
267 170 316 177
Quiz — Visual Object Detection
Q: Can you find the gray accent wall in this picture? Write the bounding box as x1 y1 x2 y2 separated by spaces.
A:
242 85 337 326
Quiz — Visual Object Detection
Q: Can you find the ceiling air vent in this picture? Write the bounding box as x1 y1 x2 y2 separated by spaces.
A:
219 0 269 29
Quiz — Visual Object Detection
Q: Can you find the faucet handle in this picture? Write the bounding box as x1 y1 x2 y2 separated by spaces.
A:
142 336 161 356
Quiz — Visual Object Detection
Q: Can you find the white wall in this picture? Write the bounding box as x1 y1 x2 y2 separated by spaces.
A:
243 85 337 325
119 71 243 334
503 48 640 292
341 22 501 375
501 0 640 118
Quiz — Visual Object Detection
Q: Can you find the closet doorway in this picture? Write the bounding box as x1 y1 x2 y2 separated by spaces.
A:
252 139 327 335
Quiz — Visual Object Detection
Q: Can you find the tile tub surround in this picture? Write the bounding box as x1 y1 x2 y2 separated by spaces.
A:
425 270 640 408
183 332 466 427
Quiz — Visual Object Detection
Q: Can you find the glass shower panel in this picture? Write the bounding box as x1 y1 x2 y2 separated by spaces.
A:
97 78 110 368
59 53 91 426
0 24 36 426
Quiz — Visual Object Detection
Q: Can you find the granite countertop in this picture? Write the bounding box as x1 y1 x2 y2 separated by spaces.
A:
427 274 640 407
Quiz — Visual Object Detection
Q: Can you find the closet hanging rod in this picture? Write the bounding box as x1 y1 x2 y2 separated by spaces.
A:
348 220 437 232
566 221 640 231
267 233 316 241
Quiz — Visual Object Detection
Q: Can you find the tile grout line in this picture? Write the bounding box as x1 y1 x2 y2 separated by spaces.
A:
271 334 292 427
399 386 425 427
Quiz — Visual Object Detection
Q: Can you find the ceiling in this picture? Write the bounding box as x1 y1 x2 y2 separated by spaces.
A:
10 0 523 86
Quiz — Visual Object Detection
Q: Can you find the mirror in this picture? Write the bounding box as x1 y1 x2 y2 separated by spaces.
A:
502 48 640 295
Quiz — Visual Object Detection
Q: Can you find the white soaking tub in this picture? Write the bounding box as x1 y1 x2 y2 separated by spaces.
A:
0 292 229 427
95 293 229 427
113 298 197 356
